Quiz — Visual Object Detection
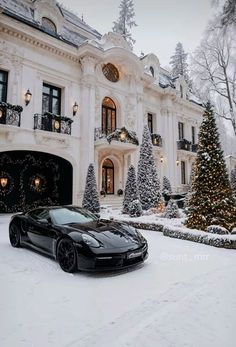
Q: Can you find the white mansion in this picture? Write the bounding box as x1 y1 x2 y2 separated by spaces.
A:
0 0 205 212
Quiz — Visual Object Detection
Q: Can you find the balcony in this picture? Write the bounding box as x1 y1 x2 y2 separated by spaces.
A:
151 133 163 147
191 143 198 153
94 127 139 151
177 139 192 151
0 102 23 127
34 112 73 135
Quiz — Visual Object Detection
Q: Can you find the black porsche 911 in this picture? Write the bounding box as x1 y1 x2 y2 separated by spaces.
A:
9 206 148 273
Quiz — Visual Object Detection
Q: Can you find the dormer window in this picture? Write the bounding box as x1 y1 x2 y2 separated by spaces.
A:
42 17 57 34
150 66 155 77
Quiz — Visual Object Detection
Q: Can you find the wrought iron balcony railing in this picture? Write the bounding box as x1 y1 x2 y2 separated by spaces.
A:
191 143 198 153
151 133 163 147
177 139 192 151
94 127 139 145
34 112 73 135
0 102 23 127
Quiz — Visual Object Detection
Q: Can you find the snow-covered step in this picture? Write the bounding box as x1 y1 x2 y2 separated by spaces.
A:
100 196 123 210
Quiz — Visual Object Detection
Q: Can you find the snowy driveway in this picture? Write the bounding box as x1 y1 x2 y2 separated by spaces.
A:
1 215 236 347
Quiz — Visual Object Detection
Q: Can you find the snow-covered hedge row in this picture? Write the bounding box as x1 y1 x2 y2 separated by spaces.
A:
119 220 164 232
163 226 236 249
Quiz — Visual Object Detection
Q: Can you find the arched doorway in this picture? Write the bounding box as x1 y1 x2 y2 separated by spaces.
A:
102 97 116 135
102 158 114 194
0 151 73 213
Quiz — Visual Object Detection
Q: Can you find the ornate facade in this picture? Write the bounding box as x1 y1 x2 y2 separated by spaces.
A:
0 0 204 212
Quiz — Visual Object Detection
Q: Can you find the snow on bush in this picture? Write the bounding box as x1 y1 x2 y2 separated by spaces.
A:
129 199 143 217
165 199 180 218
163 226 236 249
207 225 230 235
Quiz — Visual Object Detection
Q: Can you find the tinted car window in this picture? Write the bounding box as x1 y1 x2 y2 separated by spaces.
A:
28 209 50 221
50 208 97 225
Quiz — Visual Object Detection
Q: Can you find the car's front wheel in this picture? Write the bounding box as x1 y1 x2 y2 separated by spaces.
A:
9 223 21 248
57 238 77 273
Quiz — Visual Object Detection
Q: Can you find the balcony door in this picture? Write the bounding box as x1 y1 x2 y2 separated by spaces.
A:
102 97 116 135
102 158 114 194
42 83 61 115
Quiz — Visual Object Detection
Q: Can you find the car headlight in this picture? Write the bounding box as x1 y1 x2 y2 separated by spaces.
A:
82 234 100 248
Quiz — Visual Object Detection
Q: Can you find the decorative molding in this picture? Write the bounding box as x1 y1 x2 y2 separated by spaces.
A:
100 32 131 51
0 26 79 63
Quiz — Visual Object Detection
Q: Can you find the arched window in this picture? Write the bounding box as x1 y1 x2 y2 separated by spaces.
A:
102 159 114 194
102 97 116 135
42 17 57 34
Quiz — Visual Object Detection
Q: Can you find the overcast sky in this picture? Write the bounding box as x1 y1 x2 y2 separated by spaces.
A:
60 0 213 67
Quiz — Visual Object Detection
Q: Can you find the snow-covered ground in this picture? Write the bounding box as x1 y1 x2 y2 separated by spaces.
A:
1 215 236 347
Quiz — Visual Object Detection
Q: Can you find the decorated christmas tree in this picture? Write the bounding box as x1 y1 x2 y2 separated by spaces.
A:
186 102 236 231
162 176 172 196
82 164 100 213
137 125 161 210
230 167 236 196
165 199 180 219
123 165 139 213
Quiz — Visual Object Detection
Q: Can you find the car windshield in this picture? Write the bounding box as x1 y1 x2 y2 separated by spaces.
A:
50 207 97 225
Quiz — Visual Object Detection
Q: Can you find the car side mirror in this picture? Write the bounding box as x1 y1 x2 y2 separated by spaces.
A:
94 213 100 219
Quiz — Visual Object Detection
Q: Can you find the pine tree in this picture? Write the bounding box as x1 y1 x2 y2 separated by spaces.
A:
230 167 236 196
170 42 189 81
112 0 137 49
137 125 161 210
82 164 100 214
162 176 172 196
165 199 180 219
186 102 236 231
123 165 139 213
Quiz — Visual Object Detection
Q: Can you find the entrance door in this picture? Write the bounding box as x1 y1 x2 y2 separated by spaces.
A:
102 159 114 194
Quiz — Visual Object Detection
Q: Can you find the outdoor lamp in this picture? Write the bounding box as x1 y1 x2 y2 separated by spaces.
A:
73 102 78 116
25 89 32 106
0 177 8 188
34 177 41 188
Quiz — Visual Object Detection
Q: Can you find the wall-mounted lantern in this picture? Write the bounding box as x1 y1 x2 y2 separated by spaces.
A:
176 159 180 166
160 156 164 163
25 89 32 106
0 177 8 188
73 102 79 116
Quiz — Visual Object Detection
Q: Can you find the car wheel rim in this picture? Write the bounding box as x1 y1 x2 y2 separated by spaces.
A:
10 225 19 246
58 241 75 272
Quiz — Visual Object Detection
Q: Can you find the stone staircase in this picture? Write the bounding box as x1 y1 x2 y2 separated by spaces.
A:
100 195 123 210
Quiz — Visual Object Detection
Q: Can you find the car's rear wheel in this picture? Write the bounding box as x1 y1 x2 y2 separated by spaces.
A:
57 238 77 273
9 223 21 248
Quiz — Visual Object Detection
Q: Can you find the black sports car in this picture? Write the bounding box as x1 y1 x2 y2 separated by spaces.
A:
9 206 148 273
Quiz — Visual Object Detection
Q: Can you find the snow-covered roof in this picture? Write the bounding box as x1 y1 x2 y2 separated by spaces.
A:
187 92 203 106
0 0 101 47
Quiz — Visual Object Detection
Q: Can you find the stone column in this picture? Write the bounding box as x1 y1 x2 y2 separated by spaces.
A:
78 56 97 198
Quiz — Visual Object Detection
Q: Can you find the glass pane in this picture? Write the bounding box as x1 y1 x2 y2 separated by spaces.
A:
52 98 60 115
53 88 59 97
102 97 115 109
102 108 106 131
111 111 116 131
106 168 114 194
42 95 49 113
0 85 4 102
103 159 114 168
43 85 50 94
0 72 7 82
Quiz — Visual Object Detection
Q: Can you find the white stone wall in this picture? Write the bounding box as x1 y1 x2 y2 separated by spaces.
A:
0 4 203 205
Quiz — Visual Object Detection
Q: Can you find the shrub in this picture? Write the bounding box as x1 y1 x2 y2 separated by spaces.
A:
207 225 230 235
129 199 143 217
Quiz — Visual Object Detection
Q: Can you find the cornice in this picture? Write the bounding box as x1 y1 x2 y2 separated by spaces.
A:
0 18 80 63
